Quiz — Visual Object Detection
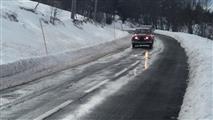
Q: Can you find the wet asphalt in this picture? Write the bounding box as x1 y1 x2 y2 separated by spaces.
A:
79 35 189 120
0 35 189 120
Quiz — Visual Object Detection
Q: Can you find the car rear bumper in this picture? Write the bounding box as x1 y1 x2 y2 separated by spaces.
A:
132 40 153 45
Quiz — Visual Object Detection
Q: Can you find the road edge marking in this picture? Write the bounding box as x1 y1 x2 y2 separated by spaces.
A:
114 60 140 78
33 100 73 120
84 79 109 93
114 68 129 78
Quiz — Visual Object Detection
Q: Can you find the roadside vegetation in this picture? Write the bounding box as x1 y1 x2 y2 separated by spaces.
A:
33 0 213 39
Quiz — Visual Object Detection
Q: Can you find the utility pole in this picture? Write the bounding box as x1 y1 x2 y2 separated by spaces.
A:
71 0 76 20
94 0 98 21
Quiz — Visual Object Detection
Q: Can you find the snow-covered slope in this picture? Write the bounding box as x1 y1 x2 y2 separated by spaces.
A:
0 0 130 90
0 0 128 65
155 30 213 120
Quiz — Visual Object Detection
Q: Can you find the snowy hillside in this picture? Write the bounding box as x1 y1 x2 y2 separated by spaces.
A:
0 0 128 64
155 30 213 120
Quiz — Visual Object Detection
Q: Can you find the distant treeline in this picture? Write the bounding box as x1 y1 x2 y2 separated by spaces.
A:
33 0 213 38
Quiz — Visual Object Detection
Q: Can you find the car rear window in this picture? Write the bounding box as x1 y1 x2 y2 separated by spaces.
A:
135 29 152 34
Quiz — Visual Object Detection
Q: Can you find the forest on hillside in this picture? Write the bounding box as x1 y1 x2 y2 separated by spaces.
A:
33 0 213 39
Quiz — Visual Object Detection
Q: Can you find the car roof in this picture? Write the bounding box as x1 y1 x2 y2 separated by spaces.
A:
134 25 153 30
136 28 151 30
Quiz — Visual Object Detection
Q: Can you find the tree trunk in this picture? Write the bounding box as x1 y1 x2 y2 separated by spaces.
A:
94 0 98 21
172 25 178 32
188 23 193 34
71 0 76 19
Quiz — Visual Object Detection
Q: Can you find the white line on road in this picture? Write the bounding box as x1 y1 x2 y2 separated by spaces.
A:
114 68 129 78
130 60 140 68
84 79 109 93
114 60 140 78
33 100 73 120
34 60 141 120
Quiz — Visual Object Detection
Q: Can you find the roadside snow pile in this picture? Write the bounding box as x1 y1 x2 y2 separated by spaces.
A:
155 30 213 120
0 36 130 90
0 0 129 90
0 0 128 64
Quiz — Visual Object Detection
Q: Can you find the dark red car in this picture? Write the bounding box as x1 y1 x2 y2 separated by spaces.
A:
131 27 155 49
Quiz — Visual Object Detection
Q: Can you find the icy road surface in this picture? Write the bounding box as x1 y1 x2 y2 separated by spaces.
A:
0 35 188 120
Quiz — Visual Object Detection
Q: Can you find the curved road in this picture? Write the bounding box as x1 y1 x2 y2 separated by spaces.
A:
0 35 188 120
47 35 188 120
82 35 188 120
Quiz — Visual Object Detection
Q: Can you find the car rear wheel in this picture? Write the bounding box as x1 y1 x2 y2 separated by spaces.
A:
132 44 136 48
149 44 153 49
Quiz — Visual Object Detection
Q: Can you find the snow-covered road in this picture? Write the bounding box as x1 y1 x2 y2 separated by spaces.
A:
1 0 211 120
45 34 188 120
0 36 163 120
0 35 189 120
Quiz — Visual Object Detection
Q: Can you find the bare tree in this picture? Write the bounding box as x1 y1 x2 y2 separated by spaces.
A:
203 0 211 10
71 0 77 19
50 7 60 25
94 0 98 21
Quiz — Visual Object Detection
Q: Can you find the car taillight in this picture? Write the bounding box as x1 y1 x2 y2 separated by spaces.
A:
134 36 139 40
144 36 149 40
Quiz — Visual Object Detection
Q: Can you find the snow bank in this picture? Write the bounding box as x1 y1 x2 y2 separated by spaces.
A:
0 0 129 90
0 36 130 90
0 0 128 64
155 30 213 120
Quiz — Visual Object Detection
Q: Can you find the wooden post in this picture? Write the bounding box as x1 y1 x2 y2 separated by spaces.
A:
39 19 48 55
34 2 40 11
113 15 116 40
